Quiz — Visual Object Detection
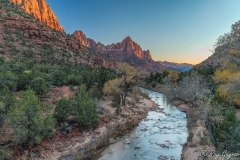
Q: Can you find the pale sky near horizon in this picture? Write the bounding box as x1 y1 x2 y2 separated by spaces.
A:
47 0 240 64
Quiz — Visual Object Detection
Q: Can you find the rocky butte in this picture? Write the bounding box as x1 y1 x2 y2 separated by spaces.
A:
87 36 153 62
9 0 64 32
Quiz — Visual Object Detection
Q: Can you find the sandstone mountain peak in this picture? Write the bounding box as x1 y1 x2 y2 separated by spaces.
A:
72 30 90 47
9 0 64 32
123 36 133 41
87 36 153 62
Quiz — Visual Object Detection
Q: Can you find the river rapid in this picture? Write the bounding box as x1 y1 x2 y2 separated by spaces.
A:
97 89 188 160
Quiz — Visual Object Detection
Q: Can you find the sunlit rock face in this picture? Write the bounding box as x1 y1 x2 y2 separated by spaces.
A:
10 0 64 32
88 36 153 62
86 36 165 72
72 30 90 47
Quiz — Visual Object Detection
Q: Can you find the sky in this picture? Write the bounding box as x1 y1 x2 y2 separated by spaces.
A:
47 0 240 64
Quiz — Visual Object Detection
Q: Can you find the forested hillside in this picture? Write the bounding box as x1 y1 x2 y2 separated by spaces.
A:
0 1 115 158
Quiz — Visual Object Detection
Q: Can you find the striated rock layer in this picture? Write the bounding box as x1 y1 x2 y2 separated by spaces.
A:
9 0 64 32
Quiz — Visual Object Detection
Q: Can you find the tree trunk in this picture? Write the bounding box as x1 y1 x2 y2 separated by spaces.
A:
122 94 126 106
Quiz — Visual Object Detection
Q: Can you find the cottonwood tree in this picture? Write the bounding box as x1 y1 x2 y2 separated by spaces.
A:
213 49 240 106
167 70 179 83
103 63 146 106
161 71 211 106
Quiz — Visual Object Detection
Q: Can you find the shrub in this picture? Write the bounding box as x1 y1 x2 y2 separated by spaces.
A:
0 71 17 91
0 147 12 160
111 102 118 108
74 85 98 129
187 132 193 142
9 90 55 146
54 85 98 129
54 97 71 123
29 77 48 95
0 49 5 54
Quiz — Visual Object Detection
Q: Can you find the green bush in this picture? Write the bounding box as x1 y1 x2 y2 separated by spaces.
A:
187 132 193 142
0 147 12 160
17 72 31 90
115 105 121 116
9 90 55 146
54 97 71 123
0 86 15 115
54 85 98 129
111 102 118 108
208 106 240 152
0 71 17 91
74 85 98 129
29 77 48 95
0 49 5 54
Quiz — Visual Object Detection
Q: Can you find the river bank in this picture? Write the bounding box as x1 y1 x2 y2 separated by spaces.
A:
45 96 158 160
9 86 157 160
140 84 216 160
97 89 188 160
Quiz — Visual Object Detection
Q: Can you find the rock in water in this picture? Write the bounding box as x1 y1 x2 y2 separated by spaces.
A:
158 155 168 160
109 138 116 144
177 104 190 112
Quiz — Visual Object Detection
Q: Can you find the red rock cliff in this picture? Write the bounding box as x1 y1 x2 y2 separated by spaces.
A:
9 0 64 32
72 30 90 47
88 36 153 61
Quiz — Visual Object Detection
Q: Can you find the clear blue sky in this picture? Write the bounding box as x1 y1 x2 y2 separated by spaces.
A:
47 0 240 64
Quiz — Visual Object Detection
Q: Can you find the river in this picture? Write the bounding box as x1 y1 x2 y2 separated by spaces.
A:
97 89 188 160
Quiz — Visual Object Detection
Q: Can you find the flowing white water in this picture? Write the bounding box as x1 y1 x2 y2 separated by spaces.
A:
97 89 188 160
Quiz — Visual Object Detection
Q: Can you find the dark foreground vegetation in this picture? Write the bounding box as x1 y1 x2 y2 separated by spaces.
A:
0 54 116 158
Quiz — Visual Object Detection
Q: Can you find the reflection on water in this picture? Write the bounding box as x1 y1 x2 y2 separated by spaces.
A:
97 89 188 160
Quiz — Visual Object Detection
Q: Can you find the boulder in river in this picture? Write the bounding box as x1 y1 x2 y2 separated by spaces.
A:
172 100 184 106
134 146 141 150
158 155 168 160
177 104 190 112
109 138 116 144
125 139 131 144
170 156 175 160
140 128 148 131
157 143 169 148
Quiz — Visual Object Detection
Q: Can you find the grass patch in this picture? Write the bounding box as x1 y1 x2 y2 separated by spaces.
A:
187 132 193 142
199 137 208 146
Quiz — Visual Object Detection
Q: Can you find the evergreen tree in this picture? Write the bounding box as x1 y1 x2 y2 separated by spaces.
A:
54 97 71 123
74 85 98 128
29 77 48 95
9 90 55 146
0 86 15 115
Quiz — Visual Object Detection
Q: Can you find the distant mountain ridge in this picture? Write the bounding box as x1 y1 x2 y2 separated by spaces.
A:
8 0 192 72
160 61 193 72
73 30 193 72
